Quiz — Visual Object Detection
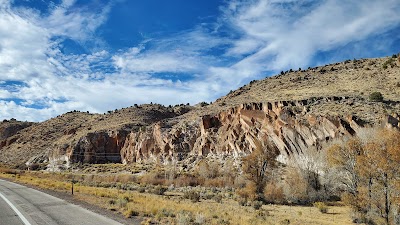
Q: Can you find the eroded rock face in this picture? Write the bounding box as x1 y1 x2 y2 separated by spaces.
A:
120 122 199 163
47 97 399 168
72 130 129 163
118 98 362 164
0 121 33 149
49 130 129 166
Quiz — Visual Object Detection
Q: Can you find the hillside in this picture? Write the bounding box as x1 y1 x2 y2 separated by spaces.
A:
167 56 400 125
0 55 399 168
0 104 193 167
221 57 400 103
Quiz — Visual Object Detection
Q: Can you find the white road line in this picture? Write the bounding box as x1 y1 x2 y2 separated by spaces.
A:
0 191 32 225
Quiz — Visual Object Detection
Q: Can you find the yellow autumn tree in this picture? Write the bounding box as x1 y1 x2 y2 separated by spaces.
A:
241 138 279 200
328 129 400 225
359 130 400 225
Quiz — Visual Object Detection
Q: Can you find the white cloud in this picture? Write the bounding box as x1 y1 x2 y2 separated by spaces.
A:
0 0 116 121
0 7 50 81
225 0 400 70
113 50 203 74
0 0 9 9
42 0 112 42
0 0 399 122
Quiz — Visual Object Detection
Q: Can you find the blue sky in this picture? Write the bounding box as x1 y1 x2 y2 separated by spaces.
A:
0 0 399 122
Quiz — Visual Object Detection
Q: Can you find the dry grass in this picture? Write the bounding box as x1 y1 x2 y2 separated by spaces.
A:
218 57 400 105
262 204 353 225
0 169 355 225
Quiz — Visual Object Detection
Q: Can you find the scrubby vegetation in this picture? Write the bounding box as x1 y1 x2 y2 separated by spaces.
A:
0 168 354 224
383 57 397 69
314 202 328 213
2 128 400 225
0 147 356 225
369 92 384 102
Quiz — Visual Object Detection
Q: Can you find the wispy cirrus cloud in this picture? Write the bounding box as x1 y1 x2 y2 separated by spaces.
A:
224 0 400 70
41 0 112 44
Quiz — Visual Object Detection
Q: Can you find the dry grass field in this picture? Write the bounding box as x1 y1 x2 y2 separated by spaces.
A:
0 168 356 225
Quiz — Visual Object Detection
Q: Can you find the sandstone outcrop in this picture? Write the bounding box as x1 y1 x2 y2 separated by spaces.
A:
118 97 364 165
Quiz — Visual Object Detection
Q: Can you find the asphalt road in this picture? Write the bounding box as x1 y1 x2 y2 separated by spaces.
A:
0 192 24 225
0 179 123 225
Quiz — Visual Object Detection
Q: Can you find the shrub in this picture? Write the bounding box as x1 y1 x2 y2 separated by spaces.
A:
213 194 223 203
217 219 231 225
236 182 258 201
203 178 226 187
383 58 395 69
237 197 247 206
313 202 328 213
108 199 116 205
124 209 139 218
176 211 194 225
116 197 128 208
140 171 165 185
195 213 206 225
183 190 200 202
151 185 167 195
251 201 263 210
369 92 383 102
264 182 284 204
137 187 146 193
156 208 175 218
174 174 200 187
199 102 209 107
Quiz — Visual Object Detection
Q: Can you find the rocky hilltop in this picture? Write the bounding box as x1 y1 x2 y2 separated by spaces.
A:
0 55 399 169
0 119 35 149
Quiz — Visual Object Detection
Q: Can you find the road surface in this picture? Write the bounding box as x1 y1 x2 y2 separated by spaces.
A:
0 179 123 225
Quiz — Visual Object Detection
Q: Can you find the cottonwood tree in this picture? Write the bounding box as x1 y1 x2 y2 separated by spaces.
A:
360 130 400 224
283 166 309 204
328 138 363 196
284 146 329 204
328 129 400 225
241 137 279 198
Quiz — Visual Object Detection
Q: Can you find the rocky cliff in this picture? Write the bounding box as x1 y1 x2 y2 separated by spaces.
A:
118 97 385 165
